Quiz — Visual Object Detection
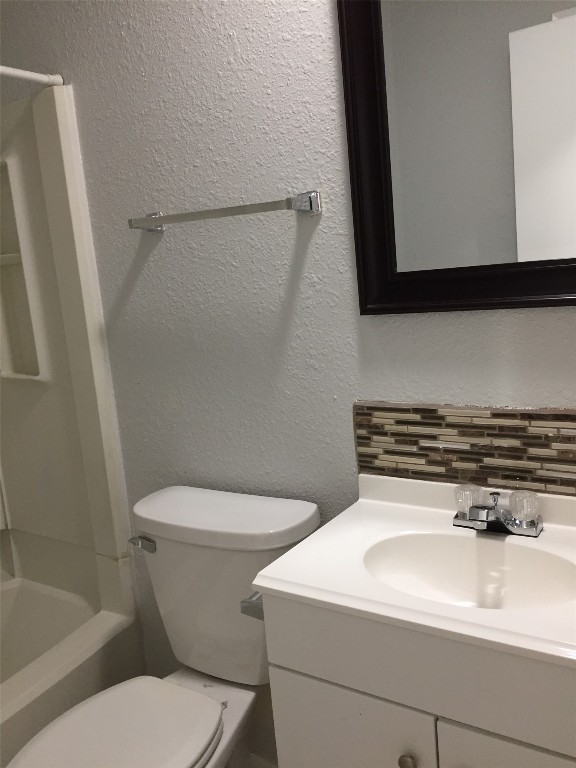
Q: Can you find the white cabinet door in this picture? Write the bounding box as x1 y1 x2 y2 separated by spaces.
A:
270 666 437 768
438 720 576 768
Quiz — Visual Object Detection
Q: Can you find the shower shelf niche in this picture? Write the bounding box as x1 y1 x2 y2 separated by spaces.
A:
0 162 42 380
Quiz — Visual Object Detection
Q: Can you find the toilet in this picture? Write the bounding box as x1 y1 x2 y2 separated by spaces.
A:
8 486 319 768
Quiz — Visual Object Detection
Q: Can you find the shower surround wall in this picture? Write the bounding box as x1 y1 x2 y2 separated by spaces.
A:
0 87 142 764
2 0 574 696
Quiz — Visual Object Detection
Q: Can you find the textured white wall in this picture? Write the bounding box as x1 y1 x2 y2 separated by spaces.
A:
2 0 575 675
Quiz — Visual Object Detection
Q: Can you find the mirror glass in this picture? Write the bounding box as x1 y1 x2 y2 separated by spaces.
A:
381 1 576 272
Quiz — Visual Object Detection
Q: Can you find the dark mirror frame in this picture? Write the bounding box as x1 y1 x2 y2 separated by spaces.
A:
337 0 576 314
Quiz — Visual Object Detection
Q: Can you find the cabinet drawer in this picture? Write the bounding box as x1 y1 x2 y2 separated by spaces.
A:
438 720 576 768
270 666 436 768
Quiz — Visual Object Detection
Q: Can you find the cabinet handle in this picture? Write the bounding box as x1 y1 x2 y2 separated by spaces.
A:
398 756 417 768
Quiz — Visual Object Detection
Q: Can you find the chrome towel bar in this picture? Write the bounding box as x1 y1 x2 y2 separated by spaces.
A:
128 190 321 232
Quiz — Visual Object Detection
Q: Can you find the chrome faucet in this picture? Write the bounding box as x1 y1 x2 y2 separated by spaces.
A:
453 490 543 537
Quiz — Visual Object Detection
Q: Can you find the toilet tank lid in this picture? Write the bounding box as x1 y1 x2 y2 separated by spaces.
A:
133 486 320 550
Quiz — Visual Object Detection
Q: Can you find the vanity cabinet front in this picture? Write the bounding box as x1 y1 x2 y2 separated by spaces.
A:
438 721 576 768
269 667 576 768
270 667 437 768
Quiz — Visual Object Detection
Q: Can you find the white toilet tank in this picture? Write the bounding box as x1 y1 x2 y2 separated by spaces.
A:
133 486 319 686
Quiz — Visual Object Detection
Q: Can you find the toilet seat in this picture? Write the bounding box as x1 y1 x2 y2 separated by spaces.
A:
8 676 224 768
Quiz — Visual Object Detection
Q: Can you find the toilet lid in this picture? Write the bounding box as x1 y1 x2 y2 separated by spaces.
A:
8 676 223 768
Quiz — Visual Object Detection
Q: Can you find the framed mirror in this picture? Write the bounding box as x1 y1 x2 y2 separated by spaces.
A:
338 0 576 314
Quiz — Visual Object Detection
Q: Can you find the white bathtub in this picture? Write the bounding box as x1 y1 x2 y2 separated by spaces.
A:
0 577 140 766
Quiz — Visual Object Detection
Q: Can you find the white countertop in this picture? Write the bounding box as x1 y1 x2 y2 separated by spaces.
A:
254 475 576 665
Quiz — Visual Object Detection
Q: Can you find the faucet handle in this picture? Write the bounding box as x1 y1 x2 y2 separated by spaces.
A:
454 484 483 518
510 490 540 523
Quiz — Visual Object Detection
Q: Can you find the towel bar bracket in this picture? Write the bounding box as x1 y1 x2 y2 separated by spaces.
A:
289 190 322 214
142 211 166 233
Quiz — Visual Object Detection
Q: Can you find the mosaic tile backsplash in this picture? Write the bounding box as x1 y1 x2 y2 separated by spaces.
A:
354 402 576 496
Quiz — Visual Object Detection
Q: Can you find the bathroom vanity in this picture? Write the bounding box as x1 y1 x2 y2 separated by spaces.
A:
253 476 576 767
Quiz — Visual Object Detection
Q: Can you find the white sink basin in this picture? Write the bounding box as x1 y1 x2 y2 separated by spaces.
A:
254 475 576 661
364 532 576 610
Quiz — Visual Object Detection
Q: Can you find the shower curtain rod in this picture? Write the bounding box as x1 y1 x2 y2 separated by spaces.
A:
0 66 64 86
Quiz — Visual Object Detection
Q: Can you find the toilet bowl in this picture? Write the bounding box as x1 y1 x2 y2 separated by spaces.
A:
8 669 255 768
8 487 319 768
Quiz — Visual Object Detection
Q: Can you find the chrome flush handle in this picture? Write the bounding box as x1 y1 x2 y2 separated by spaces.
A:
129 535 156 553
